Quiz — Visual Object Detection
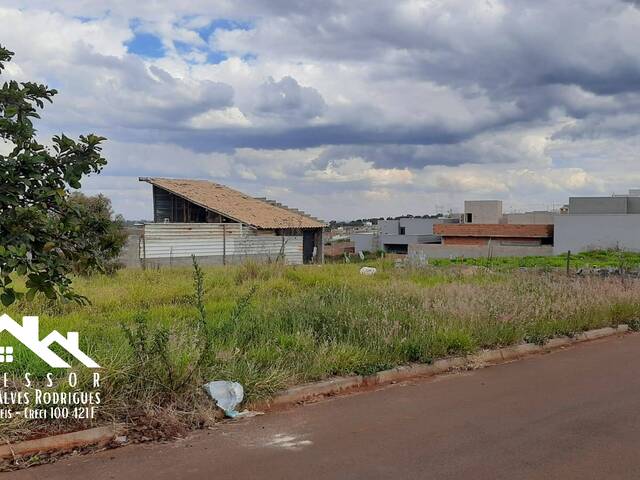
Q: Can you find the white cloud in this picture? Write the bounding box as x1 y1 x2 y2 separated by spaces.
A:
0 1 639 221
308 157 414 186
189 107 250 128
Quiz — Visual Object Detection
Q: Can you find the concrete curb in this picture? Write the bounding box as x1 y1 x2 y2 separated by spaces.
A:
261 324 630 409
3 325 631 460
0 425 123 461
270 376 364 406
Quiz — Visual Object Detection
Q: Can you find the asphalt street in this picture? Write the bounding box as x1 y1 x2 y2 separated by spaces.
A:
11 333 640 479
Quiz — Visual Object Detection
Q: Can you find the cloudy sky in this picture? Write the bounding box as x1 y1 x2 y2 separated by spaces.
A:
1 1 639 220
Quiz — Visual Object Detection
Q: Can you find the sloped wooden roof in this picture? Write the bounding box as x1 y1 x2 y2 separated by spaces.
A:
140 177 325 229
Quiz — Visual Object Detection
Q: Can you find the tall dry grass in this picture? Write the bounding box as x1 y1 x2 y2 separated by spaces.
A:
1 260 639 443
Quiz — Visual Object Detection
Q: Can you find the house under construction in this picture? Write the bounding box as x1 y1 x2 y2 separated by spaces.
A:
138 177 325 265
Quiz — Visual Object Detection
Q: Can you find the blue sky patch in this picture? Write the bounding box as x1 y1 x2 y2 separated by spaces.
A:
126 32 165 58
174 41 192 55
194 18 252 43
172 17 253 64
207 51 229 64
174 40 228 65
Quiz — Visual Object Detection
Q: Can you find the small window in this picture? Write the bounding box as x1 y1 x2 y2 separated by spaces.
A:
465 213 473 223
399 226 406 235
0 346 13 363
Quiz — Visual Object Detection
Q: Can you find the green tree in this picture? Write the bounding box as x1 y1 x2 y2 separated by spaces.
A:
67 193 128 275
0 45 108 305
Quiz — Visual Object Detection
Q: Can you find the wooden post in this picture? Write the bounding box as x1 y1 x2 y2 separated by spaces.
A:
222 224 227 266
566 250 571 276
140 234 146 271
281 235 286 264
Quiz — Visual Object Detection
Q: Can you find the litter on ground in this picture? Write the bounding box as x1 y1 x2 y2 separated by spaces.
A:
203 381 244 417
359 267 377 276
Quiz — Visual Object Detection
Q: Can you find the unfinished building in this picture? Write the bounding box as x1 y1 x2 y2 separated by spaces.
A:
409 200 554 259
138 177 325 265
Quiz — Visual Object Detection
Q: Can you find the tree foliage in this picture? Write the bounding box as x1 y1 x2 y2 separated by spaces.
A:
67 193 128 275
0 45 109 305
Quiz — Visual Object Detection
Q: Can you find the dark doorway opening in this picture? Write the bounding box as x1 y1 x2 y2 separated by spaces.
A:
303 230 316 263
384 244 408 254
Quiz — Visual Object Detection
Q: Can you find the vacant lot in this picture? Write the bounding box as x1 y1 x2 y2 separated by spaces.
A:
2 252 640 442
418 249 640 269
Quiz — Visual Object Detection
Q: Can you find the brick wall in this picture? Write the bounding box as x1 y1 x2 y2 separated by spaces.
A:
324 241 355 257
443 237 487 246
434 223 553 238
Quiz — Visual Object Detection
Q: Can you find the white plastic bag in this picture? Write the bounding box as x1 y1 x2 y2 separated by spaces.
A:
359 266 377 276
203 381 244 417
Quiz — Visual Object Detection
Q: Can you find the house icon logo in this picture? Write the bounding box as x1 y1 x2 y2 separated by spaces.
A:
0 314 99 368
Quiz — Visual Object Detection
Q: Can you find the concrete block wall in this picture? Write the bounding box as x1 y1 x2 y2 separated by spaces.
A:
569 197 629 214
352 233 378 253
379 219 400 235
553 214 640 254
568 196 640 215
463 200 502 224
503 212 555 225
378 217 457 236
382 234 441 246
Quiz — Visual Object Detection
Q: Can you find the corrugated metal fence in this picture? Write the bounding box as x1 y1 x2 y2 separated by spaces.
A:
140 223 304 265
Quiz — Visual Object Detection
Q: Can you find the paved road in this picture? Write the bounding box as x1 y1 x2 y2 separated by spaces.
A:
11 333 640 479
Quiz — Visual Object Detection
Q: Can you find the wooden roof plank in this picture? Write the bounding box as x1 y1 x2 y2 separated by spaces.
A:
140 177 325 229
